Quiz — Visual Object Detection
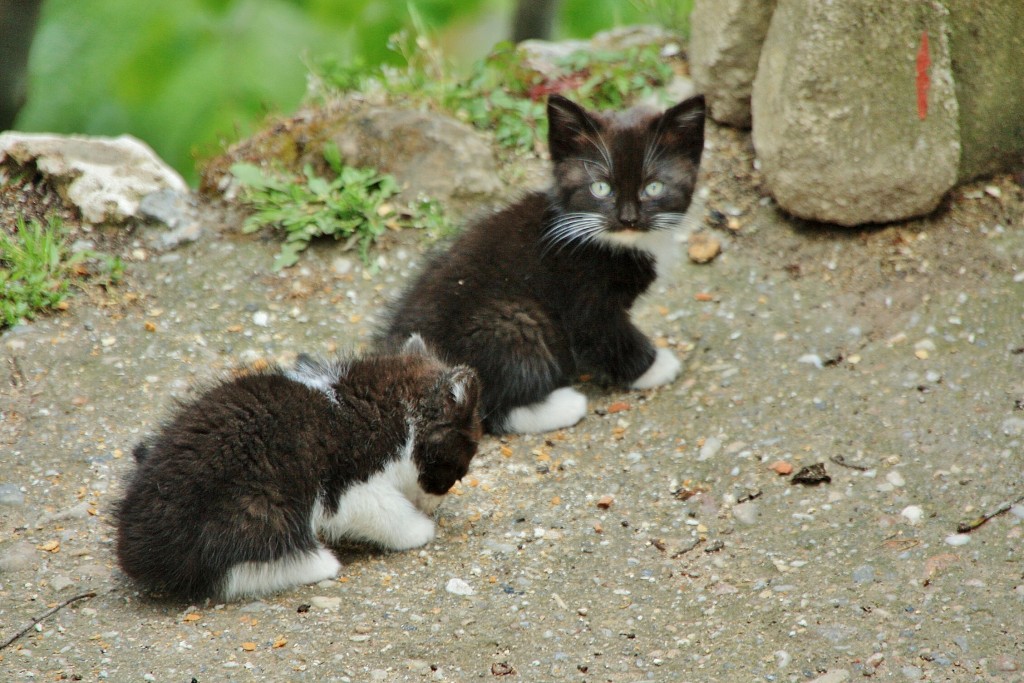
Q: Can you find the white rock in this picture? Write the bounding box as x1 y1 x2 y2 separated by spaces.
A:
252 311 270 327
0 132 188 224
732 501 759 525
698 436 722 461
310 596 341 609
900 505 924 524
944 533 971 546
797 353 823 369
445 578 475 596
885 471 906 488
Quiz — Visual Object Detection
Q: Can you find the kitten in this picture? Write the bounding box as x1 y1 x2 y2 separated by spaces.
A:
382 94 706 434
114 335 482 601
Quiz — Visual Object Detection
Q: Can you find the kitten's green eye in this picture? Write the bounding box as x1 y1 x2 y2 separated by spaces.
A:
590 181 612 198
643 181 665 198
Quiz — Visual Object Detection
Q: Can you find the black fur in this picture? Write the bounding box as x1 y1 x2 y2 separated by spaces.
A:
381 94 706 433
113 344 481 599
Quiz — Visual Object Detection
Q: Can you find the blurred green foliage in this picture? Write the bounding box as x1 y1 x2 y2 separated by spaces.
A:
232 142 454 270
16 0 689 185
0 216 123 329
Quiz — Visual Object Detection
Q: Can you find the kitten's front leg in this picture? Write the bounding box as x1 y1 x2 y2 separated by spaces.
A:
630 347 681 389
575 312 679 389
322 484 436 551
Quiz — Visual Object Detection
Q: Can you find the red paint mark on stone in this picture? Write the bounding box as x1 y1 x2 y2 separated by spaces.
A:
916 31 930 120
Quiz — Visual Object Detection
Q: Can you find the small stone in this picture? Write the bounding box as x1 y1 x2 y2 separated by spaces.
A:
596 495 614 509
332 257 353 276
687 232 721 263
698 436 722 461
0 484 25 506
349 634 371 642
310 596 341 609
886 471 906 487
0 541 37 572
852 565 875 584
769 460 793 475
50 575 75 592
1001 417 1024 436
901 505 924 524
445 578 475 596
807 671 851 683
991 655 1019 672
732 501 759 525
944 533 971 546
798 353 823 369
252 311 270 327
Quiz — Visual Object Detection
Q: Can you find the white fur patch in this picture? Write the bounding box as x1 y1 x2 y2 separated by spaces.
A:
317 425 438 551
222 546 340 600
505 387 588 434
595 219 682 273
285 357 347 405
631 348 681 389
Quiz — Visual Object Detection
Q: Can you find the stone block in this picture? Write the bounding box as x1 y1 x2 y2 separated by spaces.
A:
751 0 960 225
945 0 1024 181
689 0 775 128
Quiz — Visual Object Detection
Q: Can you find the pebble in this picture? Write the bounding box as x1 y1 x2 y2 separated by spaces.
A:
808 671 850 683
991 655 1019 672
332 257 354 276
445 578 475 596
0 541 37 572
901 505 924 524
687 233 721 264
731 501 759 525
310 596 341 609
885 471 905 487
944 533 971 546
0 483 25 506
252 311 270 327
852 565 875 584
774 650 791 668
1001 417 1024 436
798 353 823 369
51 575 75 592
698 436 722 461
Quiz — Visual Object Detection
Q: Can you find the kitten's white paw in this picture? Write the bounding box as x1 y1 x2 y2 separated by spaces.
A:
413 491 445 516
385 514 436 551
631 348 681 389
505 387 587 434
222 546 340 600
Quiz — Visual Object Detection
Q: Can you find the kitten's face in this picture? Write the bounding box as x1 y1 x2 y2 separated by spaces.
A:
414 366 483 496
545 94 706 254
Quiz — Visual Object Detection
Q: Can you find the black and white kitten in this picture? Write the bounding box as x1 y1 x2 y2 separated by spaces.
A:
382 94 706 434
114 335 481 600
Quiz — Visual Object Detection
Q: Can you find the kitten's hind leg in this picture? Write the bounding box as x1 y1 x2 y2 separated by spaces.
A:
504 386 588 434
221 546 341 600
630 348 681 390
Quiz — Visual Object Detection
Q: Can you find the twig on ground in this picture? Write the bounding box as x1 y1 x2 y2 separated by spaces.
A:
0 591 97 650
829 454 871 471
957 493 1024 534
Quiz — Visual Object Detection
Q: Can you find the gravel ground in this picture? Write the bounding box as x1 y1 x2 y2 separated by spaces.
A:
2 124 1024 682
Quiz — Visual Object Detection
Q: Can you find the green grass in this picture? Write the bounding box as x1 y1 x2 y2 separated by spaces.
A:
231 142 454 271
310 26 680 153
0 216 124 329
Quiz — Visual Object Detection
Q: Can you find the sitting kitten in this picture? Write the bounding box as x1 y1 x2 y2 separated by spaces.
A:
114 335 481 601
382 94 706 434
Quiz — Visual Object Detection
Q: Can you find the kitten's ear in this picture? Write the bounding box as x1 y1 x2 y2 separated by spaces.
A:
443 366 480 414
547 95 601 162
654 94 706 166
402 333 431 357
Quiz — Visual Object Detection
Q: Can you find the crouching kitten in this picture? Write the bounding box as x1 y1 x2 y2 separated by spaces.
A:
114 335 481 601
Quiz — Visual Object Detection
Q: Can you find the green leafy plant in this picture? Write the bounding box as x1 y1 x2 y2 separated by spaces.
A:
231 142 452 270
0 216 123 328
312 37 680 153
